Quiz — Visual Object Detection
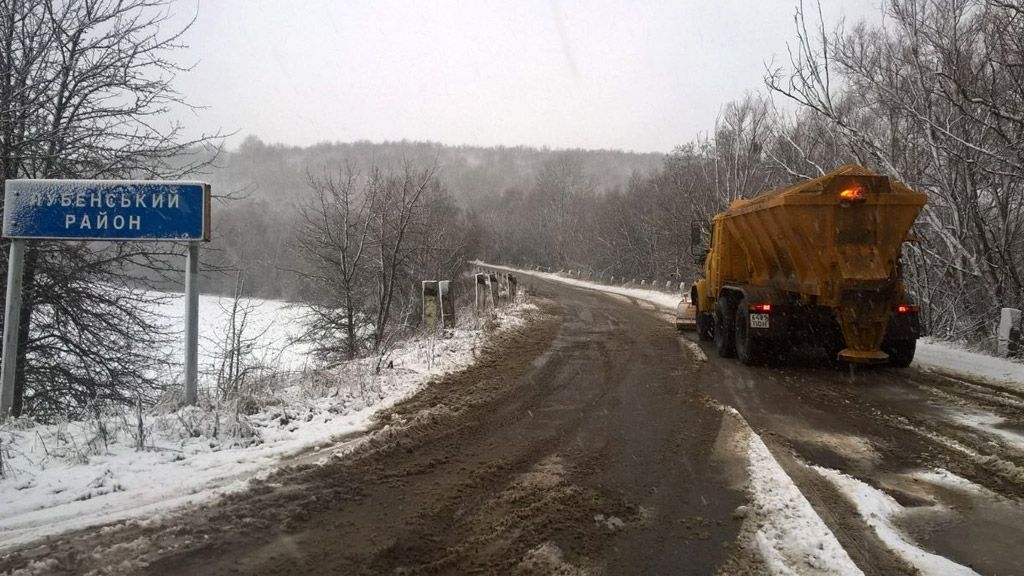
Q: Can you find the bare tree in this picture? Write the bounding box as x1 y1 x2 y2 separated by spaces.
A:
370 162 439 351
213 271 273 401
293 165 377 362
0 0 222 419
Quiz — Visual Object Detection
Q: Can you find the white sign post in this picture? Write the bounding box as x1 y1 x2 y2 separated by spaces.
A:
183 243 201 405
0 239 26 416
1 180 211 418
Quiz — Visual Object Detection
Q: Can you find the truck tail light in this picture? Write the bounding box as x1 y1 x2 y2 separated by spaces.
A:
750 303 772 313
896 304 919 314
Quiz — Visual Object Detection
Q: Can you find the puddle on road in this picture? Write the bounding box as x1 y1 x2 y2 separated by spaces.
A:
777 422 883 474
854 376 1024 454
884 469 1024 576
815 466 980 576
776 419 1023 575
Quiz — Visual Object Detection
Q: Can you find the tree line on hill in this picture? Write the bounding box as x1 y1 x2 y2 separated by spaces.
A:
193 136 662 302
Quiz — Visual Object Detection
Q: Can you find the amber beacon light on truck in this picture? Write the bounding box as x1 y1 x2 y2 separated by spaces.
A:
690 165 927 367
838 184 866 204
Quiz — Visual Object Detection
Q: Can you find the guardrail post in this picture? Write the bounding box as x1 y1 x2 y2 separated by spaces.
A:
439 280 455 328
475 273 488 311
422 281 440 332
488 273 500 306
998 307 1022 358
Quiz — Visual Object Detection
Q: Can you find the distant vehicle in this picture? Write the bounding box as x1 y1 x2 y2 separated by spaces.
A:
690 165 927 367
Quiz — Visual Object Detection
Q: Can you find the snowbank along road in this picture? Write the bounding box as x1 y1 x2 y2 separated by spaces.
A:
3 270 1024 575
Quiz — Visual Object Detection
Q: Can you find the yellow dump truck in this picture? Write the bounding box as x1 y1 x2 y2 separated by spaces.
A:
691 165 927 366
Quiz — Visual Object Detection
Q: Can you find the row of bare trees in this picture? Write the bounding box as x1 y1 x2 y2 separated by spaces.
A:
473 99 795 287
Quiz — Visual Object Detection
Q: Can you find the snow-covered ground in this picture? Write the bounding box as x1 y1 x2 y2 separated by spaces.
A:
915 338 1024 393
478 263 685 311
0 293 536 551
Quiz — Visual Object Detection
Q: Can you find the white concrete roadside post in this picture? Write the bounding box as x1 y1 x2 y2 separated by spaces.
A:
439 280 455 329
488 273 500 307
997 308 1022 358
422 280 440 333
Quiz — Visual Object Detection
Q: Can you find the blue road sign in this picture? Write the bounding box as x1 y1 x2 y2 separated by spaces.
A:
3 180 210 241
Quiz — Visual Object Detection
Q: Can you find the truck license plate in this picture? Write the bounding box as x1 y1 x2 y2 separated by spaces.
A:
750 314 769 329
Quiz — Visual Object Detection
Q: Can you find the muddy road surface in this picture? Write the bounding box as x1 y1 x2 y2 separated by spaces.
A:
2 278 748 575
696 327 1024 576
4 275 1023 575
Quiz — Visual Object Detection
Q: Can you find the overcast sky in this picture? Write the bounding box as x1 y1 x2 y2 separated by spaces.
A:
169 0 883 153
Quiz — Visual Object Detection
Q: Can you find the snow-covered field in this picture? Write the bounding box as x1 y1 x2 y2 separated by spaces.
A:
0 292 536 551
132 292 313 393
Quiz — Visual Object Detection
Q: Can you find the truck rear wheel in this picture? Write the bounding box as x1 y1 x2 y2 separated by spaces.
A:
714 299 735 358
884 340 916 368
735 298 768 365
